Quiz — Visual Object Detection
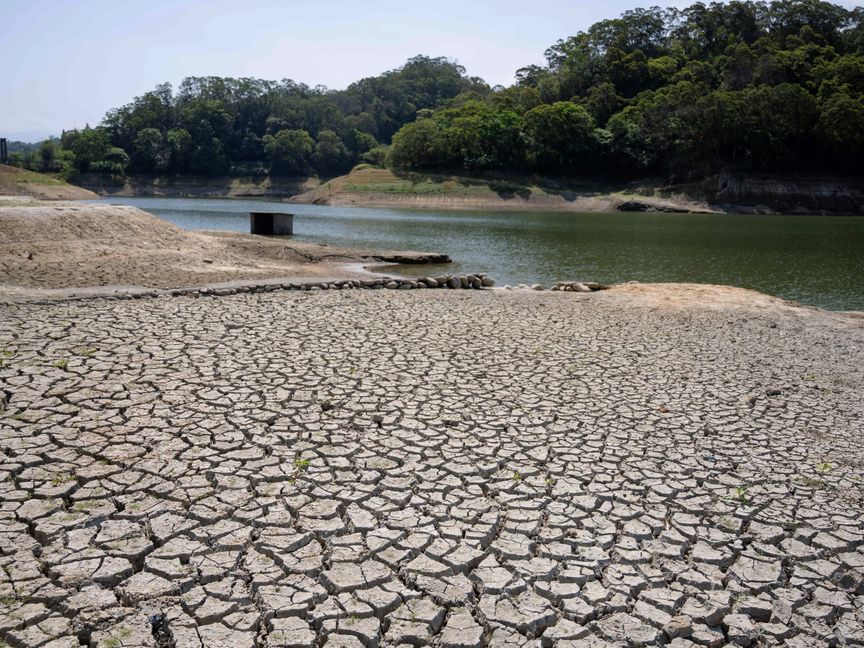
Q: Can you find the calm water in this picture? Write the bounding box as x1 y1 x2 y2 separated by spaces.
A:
99 196 864 311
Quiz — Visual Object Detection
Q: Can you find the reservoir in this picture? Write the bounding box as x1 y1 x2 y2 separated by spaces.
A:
98 197 864 311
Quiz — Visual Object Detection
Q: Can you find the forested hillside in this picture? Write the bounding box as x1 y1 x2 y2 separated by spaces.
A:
392 0 864 178
15 0 864 182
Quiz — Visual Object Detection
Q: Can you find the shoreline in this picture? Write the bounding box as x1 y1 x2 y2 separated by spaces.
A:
2 197 860 313
287 190 718 214
65 166 864 215
286 168 864 216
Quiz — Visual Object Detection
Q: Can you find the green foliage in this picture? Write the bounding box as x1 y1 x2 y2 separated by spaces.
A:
38 140 58 172
263 129 314 175
359 145 389 167
46 1 864 181
70 127 110 172
313 130 352 177
95 147 131 176
390 119 451 169
389 0 864 178
132 128 165 173
523 102 596 170
55 56 484 179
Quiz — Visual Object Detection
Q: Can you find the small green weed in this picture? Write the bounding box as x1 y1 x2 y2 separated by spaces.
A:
74 347 97 356
0 349 14 367
293 456 310 472
512 470 523 482
734 485 750 505
51 473 70 486
52 358 68 370
817 462 833 475
801 477 828 489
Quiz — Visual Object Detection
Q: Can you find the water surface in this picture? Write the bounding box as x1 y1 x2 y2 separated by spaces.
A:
99 197 864 311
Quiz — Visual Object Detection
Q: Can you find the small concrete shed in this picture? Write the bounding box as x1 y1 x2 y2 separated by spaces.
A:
250 212 293 236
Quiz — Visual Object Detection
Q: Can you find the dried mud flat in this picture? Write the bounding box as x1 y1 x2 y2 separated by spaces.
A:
1 285 863 648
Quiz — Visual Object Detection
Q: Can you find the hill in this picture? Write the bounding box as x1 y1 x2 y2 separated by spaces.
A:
0 165 97 200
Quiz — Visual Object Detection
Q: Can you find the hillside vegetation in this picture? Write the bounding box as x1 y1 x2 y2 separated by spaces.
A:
0 165 97 200
10 0 864 185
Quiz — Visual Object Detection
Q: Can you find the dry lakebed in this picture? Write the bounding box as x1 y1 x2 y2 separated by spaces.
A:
1 201 863 648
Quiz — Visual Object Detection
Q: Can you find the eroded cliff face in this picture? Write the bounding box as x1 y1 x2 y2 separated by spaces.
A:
711 173 864 215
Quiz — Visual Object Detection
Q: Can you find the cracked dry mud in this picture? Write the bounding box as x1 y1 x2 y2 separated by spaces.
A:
1 288 863 648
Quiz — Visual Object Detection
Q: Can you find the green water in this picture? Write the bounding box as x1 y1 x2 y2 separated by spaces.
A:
99 197 864 311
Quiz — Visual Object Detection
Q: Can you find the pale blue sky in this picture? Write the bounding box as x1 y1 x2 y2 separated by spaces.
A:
2 0 859 140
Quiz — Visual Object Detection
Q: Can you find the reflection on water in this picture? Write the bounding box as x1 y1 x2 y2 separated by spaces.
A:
95 196 864 311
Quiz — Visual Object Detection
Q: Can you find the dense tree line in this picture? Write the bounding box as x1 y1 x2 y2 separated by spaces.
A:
392 0 864 178
44 56 487 178
12 0 864 181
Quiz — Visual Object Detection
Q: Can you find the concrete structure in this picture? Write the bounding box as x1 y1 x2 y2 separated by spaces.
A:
250 211 293 236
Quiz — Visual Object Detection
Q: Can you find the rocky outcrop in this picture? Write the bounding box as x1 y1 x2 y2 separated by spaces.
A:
365 252 451 264
710 174 864 215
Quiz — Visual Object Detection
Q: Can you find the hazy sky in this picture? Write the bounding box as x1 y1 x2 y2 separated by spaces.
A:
2 0 860 140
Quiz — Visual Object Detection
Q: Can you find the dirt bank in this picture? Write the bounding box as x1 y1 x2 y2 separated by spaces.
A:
76 173 319 198
0 164 98 200
0 198 449 300
288 167 718 213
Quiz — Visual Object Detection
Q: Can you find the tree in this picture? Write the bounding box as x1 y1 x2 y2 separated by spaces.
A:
582 83 624 126
166 129 194 174
523 102 596 171
132 128 165 173
71 127 110 172
818 90 864 162
98 147 131 176
39 140 58 172
389 119 450 169
442 102 525 170
62 0 861 181
263 129 314 175
313 130 352 177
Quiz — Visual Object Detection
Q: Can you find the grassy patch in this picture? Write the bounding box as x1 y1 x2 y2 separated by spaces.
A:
0 165 67 187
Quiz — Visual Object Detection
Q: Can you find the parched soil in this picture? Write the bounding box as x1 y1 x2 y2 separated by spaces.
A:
0 287 862 647
0 200 446 299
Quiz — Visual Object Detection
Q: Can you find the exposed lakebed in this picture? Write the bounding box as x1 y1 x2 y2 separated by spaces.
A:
98 196 864 311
